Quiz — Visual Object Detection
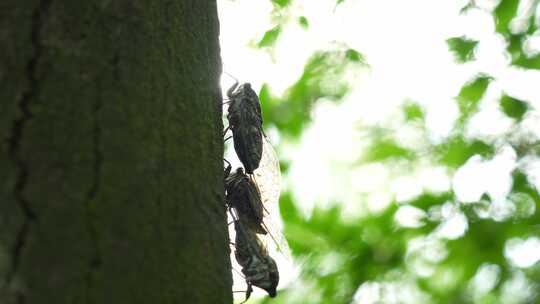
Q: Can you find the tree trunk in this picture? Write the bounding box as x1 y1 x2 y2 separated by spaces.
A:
0 1 231 303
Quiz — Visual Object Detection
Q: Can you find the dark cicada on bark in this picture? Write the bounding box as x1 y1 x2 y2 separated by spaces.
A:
223 75 288 301
226 81 263 174
225 168 266 234
233 220 279 302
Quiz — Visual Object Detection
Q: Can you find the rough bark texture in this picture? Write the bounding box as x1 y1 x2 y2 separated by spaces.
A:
0 1 231 303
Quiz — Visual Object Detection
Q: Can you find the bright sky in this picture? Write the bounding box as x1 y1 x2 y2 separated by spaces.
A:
218 0 540 302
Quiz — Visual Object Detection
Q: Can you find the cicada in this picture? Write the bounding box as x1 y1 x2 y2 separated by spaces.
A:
225 80 263 174
225 167 266 234
223 75 289 300
233 220 279 303
225 139 289 256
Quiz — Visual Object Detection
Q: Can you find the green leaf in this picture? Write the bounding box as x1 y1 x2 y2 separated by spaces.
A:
500 93 528 120
460 1 475 14
259 84 276 105
446 36 479 63
513 53 540 70
407 192 454 211
403 101 425 122
445 220 509 280
259 84 283 130
506 34 524 61
345 48 365 63
272 0 291 8
456 75 492 120
257 26 281 48
494 0 520 35
363 138 415 162
525 12 538 34
279 191 302 225
435 136 494 168
505 33 540 70
298 16 309 29
512 170 540 208
262 49 366 138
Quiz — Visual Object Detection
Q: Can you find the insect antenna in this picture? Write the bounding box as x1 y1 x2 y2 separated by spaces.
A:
223 71 239 98
222 70 239 83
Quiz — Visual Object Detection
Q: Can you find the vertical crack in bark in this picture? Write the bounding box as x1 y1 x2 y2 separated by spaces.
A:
84 71 106 303
5 0 52 296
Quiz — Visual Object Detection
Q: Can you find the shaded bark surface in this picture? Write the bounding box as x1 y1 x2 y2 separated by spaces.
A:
0 1 231 303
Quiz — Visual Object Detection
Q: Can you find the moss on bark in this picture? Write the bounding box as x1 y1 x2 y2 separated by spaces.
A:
0 1 231 303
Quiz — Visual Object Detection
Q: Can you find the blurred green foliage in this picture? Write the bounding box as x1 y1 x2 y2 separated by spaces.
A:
494 0 520 35
456 75 492 124
500 94 529 121
335 0 346 7
257 26 282 48
240 0 540 303
361 128 416 162
402 101 425 122
514 53 540 70
298 16 309 29
260 48 366 137
446 36 479 63
434 136 494 169
271 0 291 8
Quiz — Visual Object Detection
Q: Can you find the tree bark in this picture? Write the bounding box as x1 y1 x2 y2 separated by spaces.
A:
0 1 231 303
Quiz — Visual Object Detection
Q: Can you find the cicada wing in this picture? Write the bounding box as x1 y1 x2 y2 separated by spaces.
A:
253 138 281 207
261 219 290 260
252 138 291 259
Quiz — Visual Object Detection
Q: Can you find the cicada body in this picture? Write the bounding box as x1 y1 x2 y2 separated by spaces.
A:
226 82 263 174
225 168 266 234
234 220 279 302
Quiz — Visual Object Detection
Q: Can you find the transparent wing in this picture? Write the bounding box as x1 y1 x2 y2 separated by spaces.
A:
252 138 291 259
254 137 281 207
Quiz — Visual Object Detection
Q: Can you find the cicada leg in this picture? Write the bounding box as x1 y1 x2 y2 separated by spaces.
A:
239 283 253 304
224 159 232 179
223 125 230 137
